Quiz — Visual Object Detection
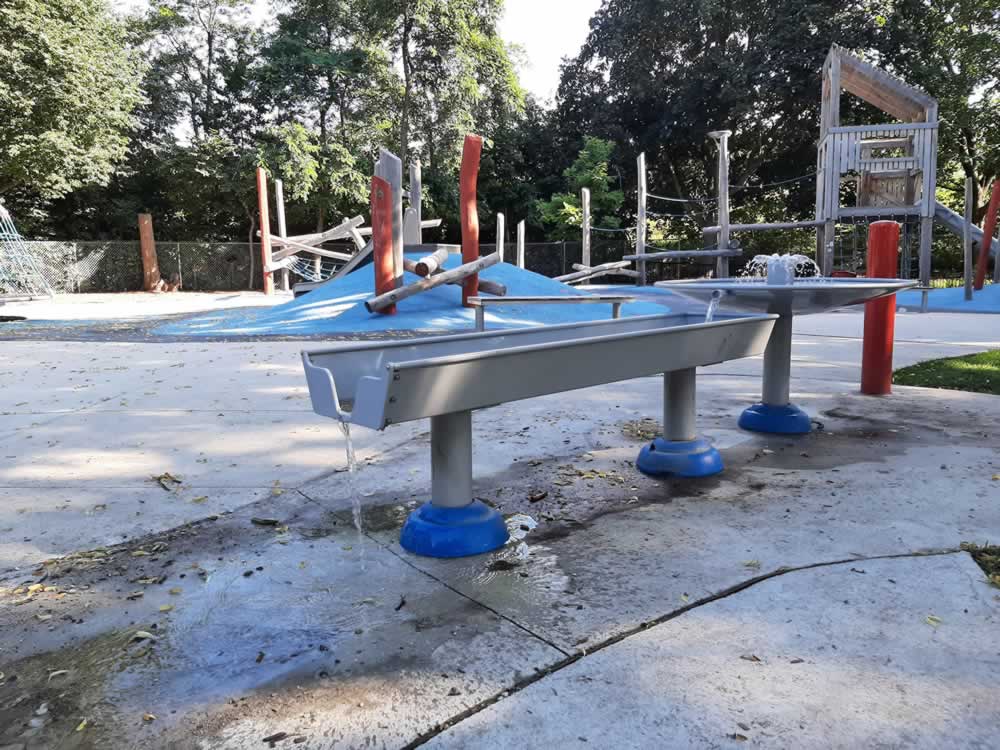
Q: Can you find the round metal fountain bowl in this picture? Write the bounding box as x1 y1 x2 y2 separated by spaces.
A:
655 278 917 316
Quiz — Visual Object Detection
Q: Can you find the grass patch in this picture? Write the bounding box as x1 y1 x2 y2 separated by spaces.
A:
893 350 1000 395
961 543 1000 588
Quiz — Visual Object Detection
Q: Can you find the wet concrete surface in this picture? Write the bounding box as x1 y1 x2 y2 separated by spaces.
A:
1 382 997 747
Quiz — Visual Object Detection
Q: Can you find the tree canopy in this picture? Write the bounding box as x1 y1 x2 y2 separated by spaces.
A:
0 0 144 199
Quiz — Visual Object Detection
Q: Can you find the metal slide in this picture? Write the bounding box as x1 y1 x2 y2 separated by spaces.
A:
935 201 999 257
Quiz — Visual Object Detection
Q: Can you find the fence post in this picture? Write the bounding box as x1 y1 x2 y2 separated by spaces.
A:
255 166 274 295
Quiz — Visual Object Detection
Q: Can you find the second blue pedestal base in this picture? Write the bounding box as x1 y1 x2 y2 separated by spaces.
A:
738 402 812 434
400 499 509 558
636 437 723 478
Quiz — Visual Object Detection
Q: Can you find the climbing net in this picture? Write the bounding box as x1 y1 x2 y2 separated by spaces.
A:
0 203 53 300
285 254 343 283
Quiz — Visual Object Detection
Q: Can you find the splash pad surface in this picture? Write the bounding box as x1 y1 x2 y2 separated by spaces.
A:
156 256 667 338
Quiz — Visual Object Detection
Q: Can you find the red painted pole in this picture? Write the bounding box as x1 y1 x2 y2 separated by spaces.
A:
973 179 1000 290
371 175 396 315
255 167 274 295
459 134 483 307
861 221 900 395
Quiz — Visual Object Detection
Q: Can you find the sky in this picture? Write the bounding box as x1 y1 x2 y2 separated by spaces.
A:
112 0 601 102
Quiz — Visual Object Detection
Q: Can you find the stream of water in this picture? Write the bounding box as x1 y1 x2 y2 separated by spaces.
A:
338 421 366 570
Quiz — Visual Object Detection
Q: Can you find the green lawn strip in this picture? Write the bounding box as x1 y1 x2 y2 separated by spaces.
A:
961 543 1000 588
893 350 1000 395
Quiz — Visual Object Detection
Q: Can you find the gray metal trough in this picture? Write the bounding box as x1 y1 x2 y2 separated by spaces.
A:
302 312 777 557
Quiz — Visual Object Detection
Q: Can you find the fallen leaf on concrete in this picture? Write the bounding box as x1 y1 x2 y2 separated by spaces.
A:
125 590 144 600
760 448 775 456
47 670 69 682
168 587 182 595
528 491 548 503
271 481 284 497
925 614 943 628
680 593 689 603
251 517 280 526
36 614 52 621
76 719 88 732
151 472 182 491
130 631 157 643
395 596 406 611
190 496 208 505
143 713 156 722
131 550 150 557
743 560 761 570
728 733 749 741
790 658 804 664
158 605 173 613
263 731 289 744
739 654 762 663
27 583 44 593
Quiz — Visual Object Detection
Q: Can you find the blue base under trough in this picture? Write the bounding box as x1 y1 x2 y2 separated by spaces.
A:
636 437 723 478
739 402 812 434
400 500 509 558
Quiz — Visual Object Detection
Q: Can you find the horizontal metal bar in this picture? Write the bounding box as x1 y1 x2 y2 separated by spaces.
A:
623 250 742 261
466 295 634 307
827 122 939 134
702 220 825 233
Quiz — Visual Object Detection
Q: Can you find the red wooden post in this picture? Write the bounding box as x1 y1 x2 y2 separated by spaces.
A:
861 221 900 395
371 175 396 315
459 134 483 307
973 179 1000 290
256 167 274 295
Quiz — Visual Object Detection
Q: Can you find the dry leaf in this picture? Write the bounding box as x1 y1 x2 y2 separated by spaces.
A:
190 496 208 504
739 654 762 663
76 719 88 732
158 605 174 613
47 670 69 682
743 560 761 570
143 713 156 722
168 587 182 595
925 614 942 628
130 630 157 643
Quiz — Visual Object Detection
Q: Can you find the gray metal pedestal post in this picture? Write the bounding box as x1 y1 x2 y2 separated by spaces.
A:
738 312 811 434
430 410 473 508
400 409 509 558
761 313 793 406
637 367 722 478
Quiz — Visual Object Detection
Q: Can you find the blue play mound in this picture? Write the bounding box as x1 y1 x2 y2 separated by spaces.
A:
157 255 667 337
896 282 1000 314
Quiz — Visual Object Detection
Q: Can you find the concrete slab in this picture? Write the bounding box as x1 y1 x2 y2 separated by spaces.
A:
0 495 564 749
0 486 269 572
427 553 1000 749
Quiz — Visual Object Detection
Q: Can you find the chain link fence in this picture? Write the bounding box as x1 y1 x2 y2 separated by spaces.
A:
21 241 260 293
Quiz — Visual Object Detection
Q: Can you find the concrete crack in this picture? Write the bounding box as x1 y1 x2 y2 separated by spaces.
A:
402 547 964 749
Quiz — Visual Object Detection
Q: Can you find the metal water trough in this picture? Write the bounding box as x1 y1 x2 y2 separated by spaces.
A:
302 312 777 557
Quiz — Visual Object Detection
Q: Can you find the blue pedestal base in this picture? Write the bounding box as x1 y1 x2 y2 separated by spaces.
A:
739 402 812 434
636 437 723 478
400 499 509 558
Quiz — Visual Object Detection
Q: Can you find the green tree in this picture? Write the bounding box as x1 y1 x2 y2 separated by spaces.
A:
536 137 624 240
0 0 144 199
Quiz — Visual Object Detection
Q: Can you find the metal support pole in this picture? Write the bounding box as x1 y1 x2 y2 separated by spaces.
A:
274 179 290 292
581 187 591 268
708 130 732 278
918 215 932 289
516 220 525 269
409 159 422 244
495 212 505 263
430 411 473 509
664 368 697 442
611 301 622 319
636 152 647 286
761 314 793 405
964 177 973 301
822 220 836 277
474 306 485 331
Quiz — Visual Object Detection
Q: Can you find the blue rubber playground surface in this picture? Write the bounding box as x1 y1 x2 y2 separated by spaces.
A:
896 282 1000 314
156 255 668 337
